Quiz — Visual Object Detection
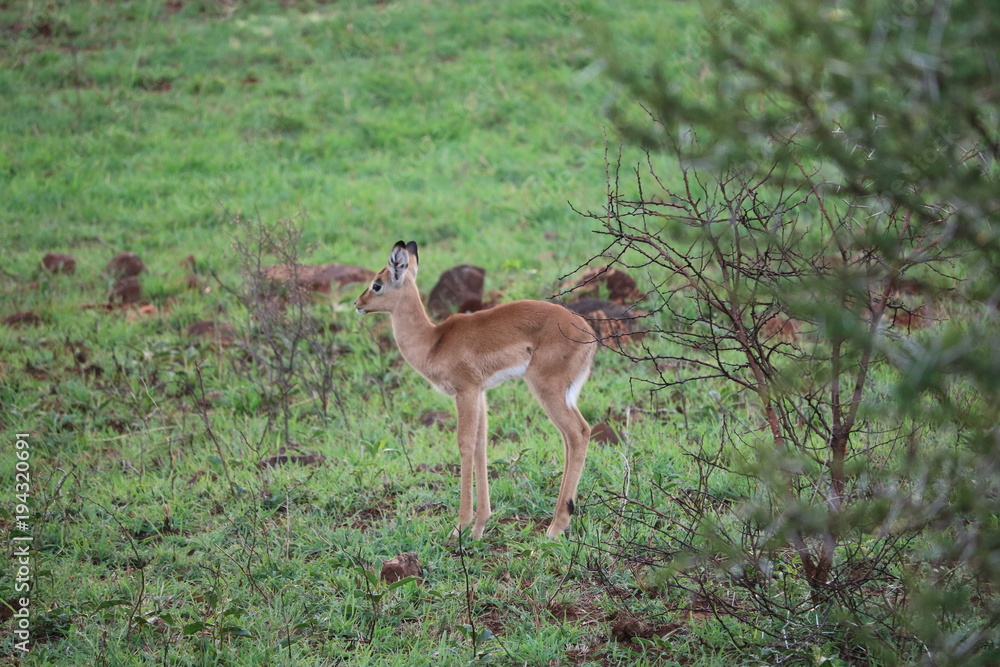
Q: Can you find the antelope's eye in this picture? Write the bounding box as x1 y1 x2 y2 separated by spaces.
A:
371 282 382 293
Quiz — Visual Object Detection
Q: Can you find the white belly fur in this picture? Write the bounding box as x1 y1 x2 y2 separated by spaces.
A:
565 367 589 408
484 361 529 390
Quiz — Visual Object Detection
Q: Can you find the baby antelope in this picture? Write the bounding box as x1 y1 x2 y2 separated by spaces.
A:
355 241 596 539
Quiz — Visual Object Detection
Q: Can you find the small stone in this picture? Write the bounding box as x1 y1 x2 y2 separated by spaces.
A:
420 410 453 429
42 253 76 274
427 265 486 321
110 276 142 304
590 422 620 445
380 552 422 584
566 298 645 348
562 266 644 304
105 252 146 278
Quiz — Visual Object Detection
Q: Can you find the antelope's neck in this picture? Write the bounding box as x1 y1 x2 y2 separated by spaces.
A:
389 281 436 371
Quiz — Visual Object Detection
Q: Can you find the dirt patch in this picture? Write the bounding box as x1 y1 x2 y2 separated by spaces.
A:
761 314 802 344
416 462 460 477
179 274 201 290
412 501 446 515
186 320 238 345
343 494 398 532
257 452 326 469
349 505 389 531
2 311 42 328
608 613 682 642
546 600 594 623
135 77 173 92
260 263 375 295
0 597 19 623
132 515 183 542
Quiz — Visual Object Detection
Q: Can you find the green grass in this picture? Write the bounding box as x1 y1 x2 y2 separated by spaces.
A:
3 2 966 662
0 1 734 665
0 0 703 279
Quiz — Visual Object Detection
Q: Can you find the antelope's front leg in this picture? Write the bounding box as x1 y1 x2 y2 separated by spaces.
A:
471 392 491 539
451 391 479 540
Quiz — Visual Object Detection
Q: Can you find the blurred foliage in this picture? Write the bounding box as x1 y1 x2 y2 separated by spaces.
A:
598 0 1000 663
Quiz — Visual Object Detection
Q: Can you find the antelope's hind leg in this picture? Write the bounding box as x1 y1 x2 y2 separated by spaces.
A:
545 401 591 538
525 372 592 538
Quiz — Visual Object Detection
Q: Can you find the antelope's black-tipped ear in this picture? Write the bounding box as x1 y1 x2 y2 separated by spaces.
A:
405 241 419 265
388 242 410 283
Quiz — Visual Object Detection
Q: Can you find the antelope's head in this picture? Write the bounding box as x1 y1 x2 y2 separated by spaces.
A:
355 240 419 314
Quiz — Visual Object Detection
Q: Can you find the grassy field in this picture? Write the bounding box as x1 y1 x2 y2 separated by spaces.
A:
0 1 740 665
